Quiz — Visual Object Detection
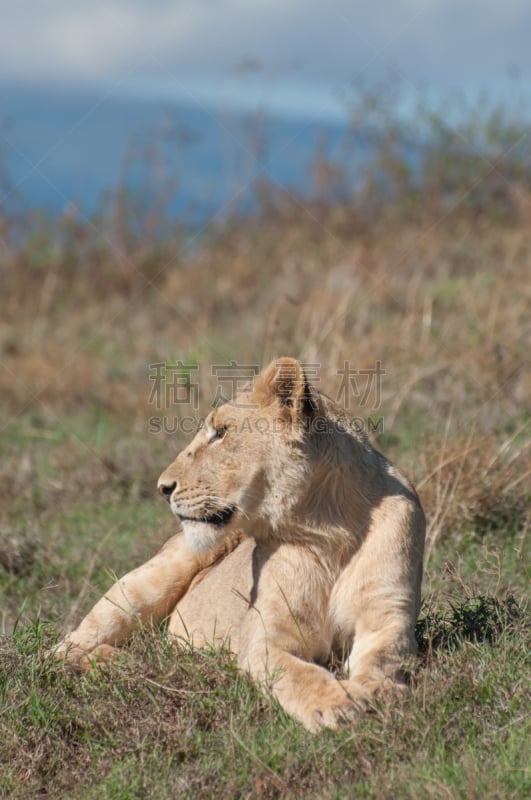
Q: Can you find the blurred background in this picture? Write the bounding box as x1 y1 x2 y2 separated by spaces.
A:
0 0 529 633
2 2 531 219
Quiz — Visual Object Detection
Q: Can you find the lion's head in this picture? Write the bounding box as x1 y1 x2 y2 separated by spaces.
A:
157 357 385 554
158 358 322 552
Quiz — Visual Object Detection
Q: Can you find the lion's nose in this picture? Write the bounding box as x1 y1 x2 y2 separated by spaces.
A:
158 480 177 501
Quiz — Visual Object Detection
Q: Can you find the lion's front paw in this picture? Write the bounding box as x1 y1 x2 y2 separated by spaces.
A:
312 700 364 730
358 677 409 704
48 639 119 672
301 679 372 731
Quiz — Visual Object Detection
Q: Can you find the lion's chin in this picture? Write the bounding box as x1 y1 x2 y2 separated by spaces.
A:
181 520 231 554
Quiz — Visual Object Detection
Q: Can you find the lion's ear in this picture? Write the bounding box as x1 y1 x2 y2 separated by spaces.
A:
254 357 315 419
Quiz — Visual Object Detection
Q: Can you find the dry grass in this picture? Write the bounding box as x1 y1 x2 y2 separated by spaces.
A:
2 211 528 557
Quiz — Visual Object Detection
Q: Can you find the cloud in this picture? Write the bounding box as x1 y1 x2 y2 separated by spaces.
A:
1 1 530 94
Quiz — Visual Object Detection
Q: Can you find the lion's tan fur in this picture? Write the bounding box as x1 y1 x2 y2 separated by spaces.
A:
54 358 425 731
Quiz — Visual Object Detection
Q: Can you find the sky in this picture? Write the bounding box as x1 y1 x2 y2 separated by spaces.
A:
1 1 530 120
1 1 529 218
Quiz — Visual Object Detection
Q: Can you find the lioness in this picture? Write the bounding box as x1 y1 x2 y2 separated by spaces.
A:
54 357 425 731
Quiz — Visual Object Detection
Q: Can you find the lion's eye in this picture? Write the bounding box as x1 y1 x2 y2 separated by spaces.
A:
210 426 226 442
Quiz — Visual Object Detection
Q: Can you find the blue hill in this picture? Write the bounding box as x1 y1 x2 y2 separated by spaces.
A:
0 84 371 223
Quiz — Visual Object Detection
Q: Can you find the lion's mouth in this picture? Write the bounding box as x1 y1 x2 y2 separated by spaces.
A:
175 506 235 527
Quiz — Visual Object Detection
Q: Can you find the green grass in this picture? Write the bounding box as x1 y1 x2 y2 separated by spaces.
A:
1 593 528 799
0 411 528 798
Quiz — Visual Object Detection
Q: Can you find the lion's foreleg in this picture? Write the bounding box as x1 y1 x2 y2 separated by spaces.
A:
334 501 424 695
52 532 208 668
236 543 372 731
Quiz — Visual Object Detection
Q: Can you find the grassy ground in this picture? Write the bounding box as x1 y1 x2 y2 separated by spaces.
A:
0 152 530 797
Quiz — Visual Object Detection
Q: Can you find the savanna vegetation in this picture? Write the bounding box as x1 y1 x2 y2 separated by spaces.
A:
0 90 529 798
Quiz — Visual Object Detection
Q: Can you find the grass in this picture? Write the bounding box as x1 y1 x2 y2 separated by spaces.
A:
1 597 529 799
1 99 530 797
